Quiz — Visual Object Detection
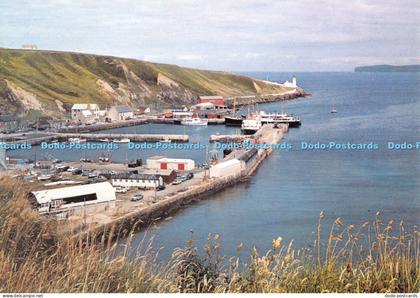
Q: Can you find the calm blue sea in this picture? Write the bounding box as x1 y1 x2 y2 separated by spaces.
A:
10 72 420 260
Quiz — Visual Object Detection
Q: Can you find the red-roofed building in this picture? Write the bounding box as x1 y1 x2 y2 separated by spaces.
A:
197 96 224 106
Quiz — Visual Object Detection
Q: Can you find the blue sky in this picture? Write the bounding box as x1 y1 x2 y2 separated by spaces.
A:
0 0 418 71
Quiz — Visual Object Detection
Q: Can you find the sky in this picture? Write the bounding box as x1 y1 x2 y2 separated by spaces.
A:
0 0 419 71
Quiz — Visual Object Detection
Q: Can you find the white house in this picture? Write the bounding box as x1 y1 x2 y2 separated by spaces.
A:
111 173 164 189
71 104 100 122
29 182 116 218
108 105 134 121
146 156 195 171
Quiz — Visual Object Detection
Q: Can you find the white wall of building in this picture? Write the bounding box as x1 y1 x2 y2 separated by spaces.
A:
146 157 195 171
31 182 116 215
209 159 244 178
112 176 163 189
108 108 134 121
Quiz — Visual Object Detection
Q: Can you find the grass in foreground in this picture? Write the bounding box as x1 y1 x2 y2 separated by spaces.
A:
0 178 418 293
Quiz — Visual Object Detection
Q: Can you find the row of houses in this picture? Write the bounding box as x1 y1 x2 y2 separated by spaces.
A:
71 104 141 123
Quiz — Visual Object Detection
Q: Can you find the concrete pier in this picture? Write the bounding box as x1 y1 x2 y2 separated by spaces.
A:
73 124 288 240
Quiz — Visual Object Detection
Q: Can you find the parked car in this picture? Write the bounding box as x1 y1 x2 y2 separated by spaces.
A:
130 194 144 201
186 172 194 180
80 158 93 163
67 166 77 172
72 169 82 175
96 175 108 182
172 179 182 185
56 165 69 172
179 175 188 182
81 170 91 176
88 172 97 179
114 186 128 193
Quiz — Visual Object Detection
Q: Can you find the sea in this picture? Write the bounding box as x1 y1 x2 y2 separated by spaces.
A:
9 72 420 260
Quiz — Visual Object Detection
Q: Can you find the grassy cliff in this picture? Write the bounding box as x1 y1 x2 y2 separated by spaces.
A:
0 178 418 293
0 48 289 117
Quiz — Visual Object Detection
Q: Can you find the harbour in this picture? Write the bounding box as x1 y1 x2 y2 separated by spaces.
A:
2 72 419 260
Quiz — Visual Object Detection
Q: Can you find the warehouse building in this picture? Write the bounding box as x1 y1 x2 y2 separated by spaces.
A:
108 105 134 121
111 173 164 189
29 182 116 218
146 156 195 171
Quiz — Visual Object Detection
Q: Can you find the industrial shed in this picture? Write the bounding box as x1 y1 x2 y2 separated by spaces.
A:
111 173 164 189
29 182 116 217
209 158 244 178
146 156 195 171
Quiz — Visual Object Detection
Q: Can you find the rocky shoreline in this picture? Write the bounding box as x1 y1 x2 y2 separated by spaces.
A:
225 88 310 107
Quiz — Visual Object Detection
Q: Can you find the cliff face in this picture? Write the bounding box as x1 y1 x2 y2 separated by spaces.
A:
0 49 291 118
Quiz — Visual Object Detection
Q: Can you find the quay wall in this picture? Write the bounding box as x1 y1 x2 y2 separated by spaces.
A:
59 118 148 133
75 126 285 243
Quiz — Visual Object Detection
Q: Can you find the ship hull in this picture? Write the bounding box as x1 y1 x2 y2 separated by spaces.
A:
261 119 301 127
242 129 258 135
225 116 243 126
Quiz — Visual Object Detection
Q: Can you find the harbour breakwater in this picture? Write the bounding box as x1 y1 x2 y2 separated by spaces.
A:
225 88 309 107
74 124 287 243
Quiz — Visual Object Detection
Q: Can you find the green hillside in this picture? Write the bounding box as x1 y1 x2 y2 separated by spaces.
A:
0 48 288 118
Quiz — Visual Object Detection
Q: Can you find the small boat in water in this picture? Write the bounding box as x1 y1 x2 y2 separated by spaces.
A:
331 103 337 113
98 156 111 162
113 138 130 143
68 137 86 144
181 117 208 126
98 138 111 142
159 139 172 143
